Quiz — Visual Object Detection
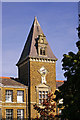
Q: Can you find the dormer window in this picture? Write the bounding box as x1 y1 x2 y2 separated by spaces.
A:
37 34 48 56
40 48 45 55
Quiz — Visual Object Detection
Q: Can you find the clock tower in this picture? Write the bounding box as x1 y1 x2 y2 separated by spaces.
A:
16 17 57 119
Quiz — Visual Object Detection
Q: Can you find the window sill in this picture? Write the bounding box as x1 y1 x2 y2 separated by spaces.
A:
5 101 13 103
17 102 26 103
5 101 26 103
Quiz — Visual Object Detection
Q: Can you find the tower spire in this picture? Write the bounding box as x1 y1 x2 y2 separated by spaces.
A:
16 17 57 66
34 16 40 26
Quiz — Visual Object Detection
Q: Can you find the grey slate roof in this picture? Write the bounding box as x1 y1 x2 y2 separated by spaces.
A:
0 77 64 89
17 17 57 66
0 77 27 88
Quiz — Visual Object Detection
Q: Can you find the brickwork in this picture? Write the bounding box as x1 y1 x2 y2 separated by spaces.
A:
30 61 56 118
1 87 27 119
17 17 57 119
18 61 29 85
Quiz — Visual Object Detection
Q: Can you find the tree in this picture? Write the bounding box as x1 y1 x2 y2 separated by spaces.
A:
54 23 80 120
33 91 55 120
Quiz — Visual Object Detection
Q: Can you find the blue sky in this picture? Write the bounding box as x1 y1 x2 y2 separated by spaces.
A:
2 2 78 80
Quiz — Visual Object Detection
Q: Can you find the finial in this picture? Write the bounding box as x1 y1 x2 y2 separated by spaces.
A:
34 16 40 26
34 16 37 20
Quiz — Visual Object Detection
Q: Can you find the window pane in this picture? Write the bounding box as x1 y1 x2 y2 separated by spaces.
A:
39 94 41 99
39 99 42 104
40 48 45 55
39 91 41 94
6 109 13 120
39 90 48 104
43 50 45 55
17 91 24 102
42 99 43 103
6 90 13 102
45 91 48 94
42 91 45 94
17 109 24 120
45 94 48 99
42 94 45 98
40 49 42 55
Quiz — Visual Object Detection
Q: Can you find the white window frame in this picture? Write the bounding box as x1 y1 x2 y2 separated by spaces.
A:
39 91 48 104
17 90 24 103
5 90 13 102
6 109 13 120
17 109 24 120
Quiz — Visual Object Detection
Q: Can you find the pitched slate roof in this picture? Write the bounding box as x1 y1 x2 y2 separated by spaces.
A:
17 17 57 66
56 80 64 89
0 77 64 89
0 77 27 88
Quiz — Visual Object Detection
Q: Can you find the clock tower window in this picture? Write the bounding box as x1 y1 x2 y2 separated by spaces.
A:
39 91 48 104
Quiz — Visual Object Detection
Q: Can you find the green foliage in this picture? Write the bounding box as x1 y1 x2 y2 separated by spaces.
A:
33 91 55 120
54 25 80 120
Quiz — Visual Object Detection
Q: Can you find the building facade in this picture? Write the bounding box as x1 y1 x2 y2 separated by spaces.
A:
0 17 64 119
0 77 28 119
16 17 57 119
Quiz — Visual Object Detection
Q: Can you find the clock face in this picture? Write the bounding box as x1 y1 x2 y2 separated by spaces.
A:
39 66 48 76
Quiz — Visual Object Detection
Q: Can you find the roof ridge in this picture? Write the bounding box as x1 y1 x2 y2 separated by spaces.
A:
0 76 10 79
29 18 36 56
56 80 64 82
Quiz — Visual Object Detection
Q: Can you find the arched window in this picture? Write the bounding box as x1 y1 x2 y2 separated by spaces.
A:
40 48 45 55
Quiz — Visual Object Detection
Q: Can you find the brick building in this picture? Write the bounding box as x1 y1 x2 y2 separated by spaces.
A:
16 17 58 119
1 17 64 119
0 77 28 119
